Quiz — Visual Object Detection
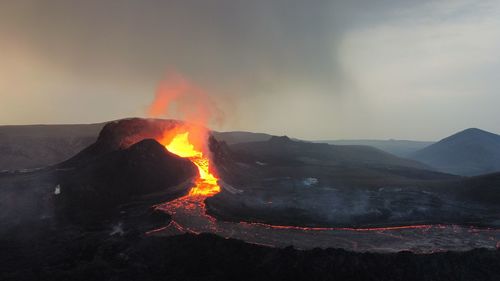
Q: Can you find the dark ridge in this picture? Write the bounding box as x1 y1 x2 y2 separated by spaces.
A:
212 130 274 144
269 135 292 144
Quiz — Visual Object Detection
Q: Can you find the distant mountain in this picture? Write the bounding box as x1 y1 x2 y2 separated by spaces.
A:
410 128 500 176
0 123 104 170
212 131 273 144
316 139 434 157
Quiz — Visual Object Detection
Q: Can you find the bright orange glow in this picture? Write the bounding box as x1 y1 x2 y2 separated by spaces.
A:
147 72 222 197
164 132 220 196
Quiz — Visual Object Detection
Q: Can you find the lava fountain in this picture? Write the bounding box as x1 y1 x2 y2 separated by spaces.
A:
146 73 224 238
162 131 220 196
147 72 223 197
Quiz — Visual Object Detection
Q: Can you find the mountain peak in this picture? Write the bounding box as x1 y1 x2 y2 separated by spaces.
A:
411 128 500 176
458 128 491 135
442 128 500 144
461 127 485 133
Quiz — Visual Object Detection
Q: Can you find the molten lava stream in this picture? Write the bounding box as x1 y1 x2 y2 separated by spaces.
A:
164 132 220 196
153 133 500 252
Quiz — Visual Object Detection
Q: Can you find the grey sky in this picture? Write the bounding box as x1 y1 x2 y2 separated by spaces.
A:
1 0 499 140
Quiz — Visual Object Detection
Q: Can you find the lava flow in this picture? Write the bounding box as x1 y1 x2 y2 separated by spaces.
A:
149 130 500 253
146 74 500 253
163 131 220 196
147 73 222 196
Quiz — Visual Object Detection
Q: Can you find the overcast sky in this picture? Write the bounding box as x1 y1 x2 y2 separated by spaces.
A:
1 0 499 140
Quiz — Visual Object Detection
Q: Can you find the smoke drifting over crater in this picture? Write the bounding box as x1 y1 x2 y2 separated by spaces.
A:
1 0 500 139
148 73 224 129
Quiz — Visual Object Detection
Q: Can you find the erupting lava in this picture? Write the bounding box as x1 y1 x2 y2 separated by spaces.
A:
163 132 220 196
147 72 223 196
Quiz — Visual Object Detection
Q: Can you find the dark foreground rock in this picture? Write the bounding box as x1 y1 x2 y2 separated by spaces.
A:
1 231 499 281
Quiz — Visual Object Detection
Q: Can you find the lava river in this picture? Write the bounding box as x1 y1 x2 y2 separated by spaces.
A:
153 132 500 253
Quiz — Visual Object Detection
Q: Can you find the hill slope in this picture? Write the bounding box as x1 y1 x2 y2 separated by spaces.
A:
231 136 432 170
0 123 104 170
212 131 273 144
318 139 434 157
213 136 455 192
206 136 500 228
411 128 500 176
0 125 271 171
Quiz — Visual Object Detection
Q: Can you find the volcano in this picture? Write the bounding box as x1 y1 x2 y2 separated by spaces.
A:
56 139 198 223
2 117 498 231
1 118 500 281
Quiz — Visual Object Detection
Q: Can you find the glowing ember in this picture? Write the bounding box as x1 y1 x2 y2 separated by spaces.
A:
164 132 220 196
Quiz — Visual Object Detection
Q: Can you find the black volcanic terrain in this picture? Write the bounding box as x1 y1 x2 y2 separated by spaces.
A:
0 119 197 231
206 135 500 228
1 118 500 281
56 139 197 223
411 128 500 176
2 119 499 230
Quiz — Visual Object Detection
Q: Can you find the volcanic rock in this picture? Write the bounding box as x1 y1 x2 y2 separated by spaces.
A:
59 118 185 168
448 171 500 206
205 136 500 228
216 135 455 189
55 139 197 223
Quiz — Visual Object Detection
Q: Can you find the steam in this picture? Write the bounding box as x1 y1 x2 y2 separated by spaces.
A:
148 72 224 129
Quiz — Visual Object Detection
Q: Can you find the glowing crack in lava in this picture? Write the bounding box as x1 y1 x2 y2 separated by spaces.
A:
164 132 220 196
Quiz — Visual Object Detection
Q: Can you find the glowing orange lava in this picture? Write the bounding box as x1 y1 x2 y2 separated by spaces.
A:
164 132 220 196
